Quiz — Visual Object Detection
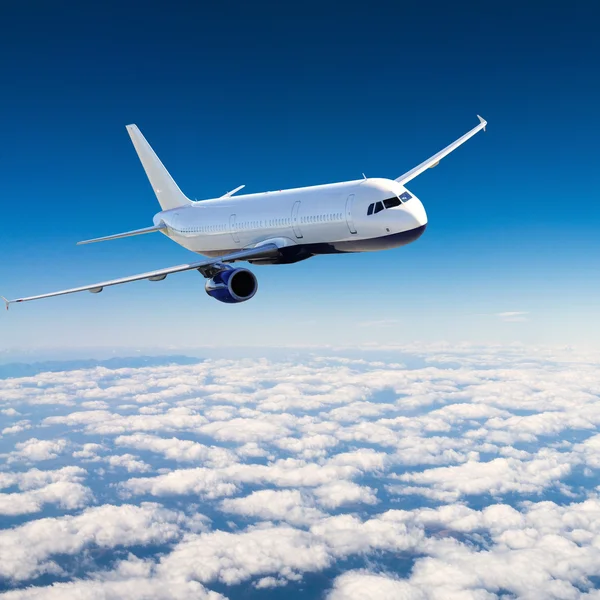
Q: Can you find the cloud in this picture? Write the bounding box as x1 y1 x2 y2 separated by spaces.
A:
115 433 237 468
220 489 326 526
327 571 426 600
0 503 190 581
154 511 424 587
0 554 225 599
397 449 573 497
0 466 86 491
313 481 378 509
0 481 93 516
1 420 31 435
106 454 152 473
43 408 209 436
72 443 105 461
7 438 68 462
3 346 600 596
121 467 238 500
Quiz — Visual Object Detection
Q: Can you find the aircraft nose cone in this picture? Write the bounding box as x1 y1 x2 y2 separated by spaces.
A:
408 198 428 227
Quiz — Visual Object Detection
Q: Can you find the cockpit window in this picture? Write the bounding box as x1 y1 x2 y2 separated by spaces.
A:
383 197 401 209
367 195 412 216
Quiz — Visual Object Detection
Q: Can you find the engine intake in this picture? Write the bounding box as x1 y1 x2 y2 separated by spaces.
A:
205 268 258 304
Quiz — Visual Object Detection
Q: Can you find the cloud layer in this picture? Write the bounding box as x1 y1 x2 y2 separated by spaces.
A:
1 345 600 598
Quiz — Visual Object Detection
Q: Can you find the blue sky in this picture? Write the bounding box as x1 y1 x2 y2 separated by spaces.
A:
1 0 599 351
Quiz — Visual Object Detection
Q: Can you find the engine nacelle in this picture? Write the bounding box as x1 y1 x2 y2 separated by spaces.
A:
204 268 258 304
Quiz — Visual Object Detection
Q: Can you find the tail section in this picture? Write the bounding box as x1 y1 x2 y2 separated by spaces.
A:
126 125 192 211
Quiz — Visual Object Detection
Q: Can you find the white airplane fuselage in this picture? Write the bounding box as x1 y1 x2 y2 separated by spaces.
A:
5 117 489 309
155 177 428 264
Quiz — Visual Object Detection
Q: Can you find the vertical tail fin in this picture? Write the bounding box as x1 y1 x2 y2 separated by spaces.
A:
126 125 192 211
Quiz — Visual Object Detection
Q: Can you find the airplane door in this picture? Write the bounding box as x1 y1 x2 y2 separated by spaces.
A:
291 201 303 239
229 214 240 243
345 194 357 234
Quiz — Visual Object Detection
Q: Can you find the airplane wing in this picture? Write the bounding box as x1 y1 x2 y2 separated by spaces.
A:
395 115 487 186
2 244 279 310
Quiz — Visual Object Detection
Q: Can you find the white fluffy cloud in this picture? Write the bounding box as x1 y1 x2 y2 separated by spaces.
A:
2 346 600 598
105 454 152 473
115 433 237 468
0 554 225 599
7 438 68 462
327 571 426 600
0 466 86 490
0 481 93 516
155 510 424 587
220 489 326 526
0 503 190 581
397 449 573 497
313 481 378 509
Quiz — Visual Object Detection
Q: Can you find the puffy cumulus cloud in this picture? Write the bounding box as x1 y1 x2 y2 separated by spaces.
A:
42 408 209 436
105 454 152 473
384 499 600 599
120 467 238 500
0 466 86 491
309 511 424 557
313 481 378 509
121 452 387 501
7 438 68 463
221 489 326 526
573 433 600 468
3 346 600 597
0 481 93 516
398 449 573 498
0 503 190 581
198 415 296 443
0 577 224 600
253 575 289 589
155 511 423 586
327 571 426 600
274 433 340 459
1 408 21 417
114 433 237 468
156 525 332 585
326 448 388 472
1 420 31 436
0 554 225 599
72 443 105 461
386 484 461 504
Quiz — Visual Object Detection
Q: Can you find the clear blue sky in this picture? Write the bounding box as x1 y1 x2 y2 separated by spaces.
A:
1 0 599 351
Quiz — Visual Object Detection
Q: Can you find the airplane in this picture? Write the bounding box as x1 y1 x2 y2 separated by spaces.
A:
2 116 487 309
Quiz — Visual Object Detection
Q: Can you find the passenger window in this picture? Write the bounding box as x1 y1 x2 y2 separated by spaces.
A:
367 204 374 216
384 197 401 209
374 202 384 214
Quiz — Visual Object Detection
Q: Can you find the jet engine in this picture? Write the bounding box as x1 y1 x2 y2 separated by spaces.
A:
204 267 258 304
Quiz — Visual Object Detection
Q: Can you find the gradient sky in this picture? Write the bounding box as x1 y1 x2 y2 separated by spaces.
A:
1 0 599 352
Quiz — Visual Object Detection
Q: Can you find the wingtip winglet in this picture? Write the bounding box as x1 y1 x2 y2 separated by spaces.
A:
1 296 10 311
477 115 487 131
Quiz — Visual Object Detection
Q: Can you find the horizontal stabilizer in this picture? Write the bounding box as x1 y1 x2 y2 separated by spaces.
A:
220 185 245 199
77 224 166 246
